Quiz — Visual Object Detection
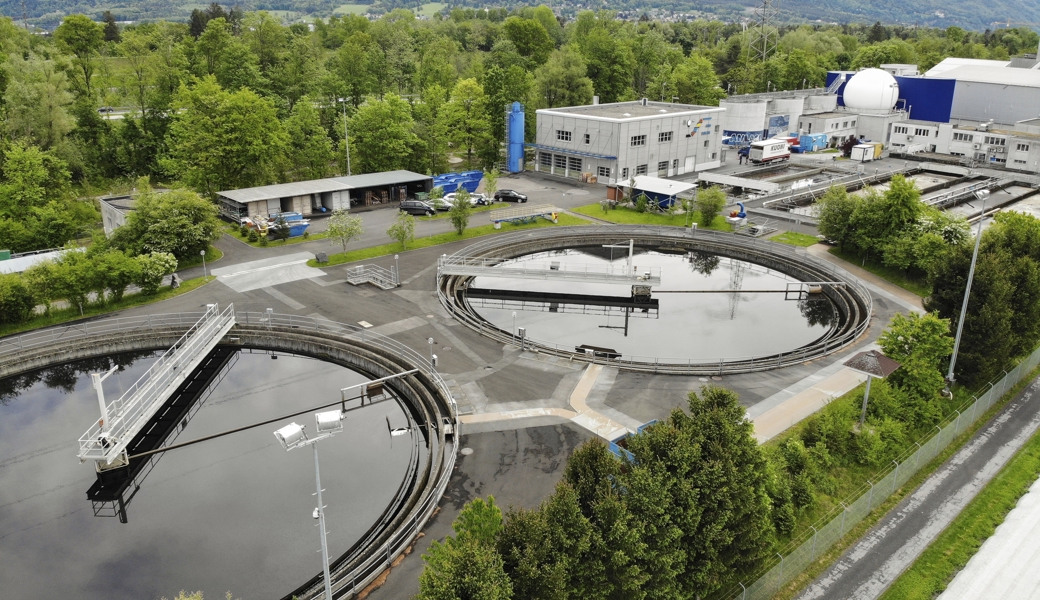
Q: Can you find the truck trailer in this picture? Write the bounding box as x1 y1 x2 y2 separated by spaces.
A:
748 139 791 164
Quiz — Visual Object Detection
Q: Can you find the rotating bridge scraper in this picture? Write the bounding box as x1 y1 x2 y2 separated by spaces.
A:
77 304 237 470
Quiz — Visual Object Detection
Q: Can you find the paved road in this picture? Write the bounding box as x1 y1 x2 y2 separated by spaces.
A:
799 376 1040 600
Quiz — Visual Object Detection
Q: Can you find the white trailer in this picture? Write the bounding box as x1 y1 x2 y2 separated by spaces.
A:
748 139 791 164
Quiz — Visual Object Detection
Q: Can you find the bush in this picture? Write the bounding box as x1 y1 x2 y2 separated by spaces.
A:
134 252 177 295
259 234 269 246
634 193 649 213
247 229 259 242
239 225 249 237
0 273 36 324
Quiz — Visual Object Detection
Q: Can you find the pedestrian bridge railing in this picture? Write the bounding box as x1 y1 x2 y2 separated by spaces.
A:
76 303 236 465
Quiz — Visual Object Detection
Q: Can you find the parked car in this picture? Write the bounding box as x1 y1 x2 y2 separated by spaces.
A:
399 199 435 216
429 197 451 211
444 192 490 206
494 189 528 203
97 106 115 114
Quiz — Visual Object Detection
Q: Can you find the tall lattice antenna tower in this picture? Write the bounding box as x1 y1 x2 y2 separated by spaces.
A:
746 0 780 61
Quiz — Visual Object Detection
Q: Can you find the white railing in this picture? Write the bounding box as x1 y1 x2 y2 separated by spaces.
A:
345 264 399 289
439 255 662 285
77 304 236 463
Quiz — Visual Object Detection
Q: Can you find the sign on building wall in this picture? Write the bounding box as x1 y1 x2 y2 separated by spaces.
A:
723 130 767 145
768 115 791 138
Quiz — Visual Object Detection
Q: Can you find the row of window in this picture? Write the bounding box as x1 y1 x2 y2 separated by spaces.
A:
538 151 720 179
953 132 973 142
555 129 718 147
985 136 1006 146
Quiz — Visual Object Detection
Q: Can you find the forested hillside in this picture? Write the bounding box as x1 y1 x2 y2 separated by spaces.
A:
4 0 1040 32
0 6 1036 255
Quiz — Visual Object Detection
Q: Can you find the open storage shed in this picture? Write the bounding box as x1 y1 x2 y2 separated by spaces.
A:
217 170 433 221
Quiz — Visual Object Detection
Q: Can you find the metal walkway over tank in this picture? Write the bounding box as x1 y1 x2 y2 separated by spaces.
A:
438 255 662 286
77 303 236 466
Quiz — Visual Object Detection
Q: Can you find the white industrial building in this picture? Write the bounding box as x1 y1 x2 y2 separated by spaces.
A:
532 99 725 184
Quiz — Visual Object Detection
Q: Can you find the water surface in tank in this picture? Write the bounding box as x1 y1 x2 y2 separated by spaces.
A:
0 349 416 599
468 247 836 361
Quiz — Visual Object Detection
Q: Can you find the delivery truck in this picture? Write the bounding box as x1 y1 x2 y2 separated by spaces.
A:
748 139 791 164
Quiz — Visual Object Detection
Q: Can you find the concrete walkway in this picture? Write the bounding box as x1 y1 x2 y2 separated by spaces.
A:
460 364 631 441
798 376 1040 600
752 367 868 442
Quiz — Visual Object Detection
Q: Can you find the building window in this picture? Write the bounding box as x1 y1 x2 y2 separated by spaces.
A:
636 164 648 175
799 122 804 129
556 130 571 142
597 166 611 178
1017 143 1030 152
953 132 973 142
658 161 668 173
851 120 856 127
715 125 720 132
711 152 717 159
539 152 552 167
1015 159 1027 165
843 121 848 128
568 156 582 171
914 128 931 137
621 167 629 179
894 126 909 134
704 140 709 148
631 135 647 147
553 154 566 169
672 159 679 169
584 133 591 144
985 136 1006 146
659 131 673 143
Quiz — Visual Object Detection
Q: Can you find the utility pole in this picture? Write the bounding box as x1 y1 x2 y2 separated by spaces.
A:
340 99 352 176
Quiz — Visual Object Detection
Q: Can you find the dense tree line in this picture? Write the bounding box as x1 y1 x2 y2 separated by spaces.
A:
817 178 1040 387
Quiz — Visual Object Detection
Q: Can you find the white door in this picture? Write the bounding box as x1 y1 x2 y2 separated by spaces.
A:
684 157 695 173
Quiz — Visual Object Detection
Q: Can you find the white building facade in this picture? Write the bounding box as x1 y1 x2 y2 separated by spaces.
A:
533 100 725 184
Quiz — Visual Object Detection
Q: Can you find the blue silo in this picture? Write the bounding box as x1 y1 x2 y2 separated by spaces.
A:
507 102 525 173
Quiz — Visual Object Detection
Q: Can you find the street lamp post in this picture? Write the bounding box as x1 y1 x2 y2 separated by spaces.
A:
273 410 347 600
394 254 400 286
946 189 990 391
200 249 207 278
512 311 517 344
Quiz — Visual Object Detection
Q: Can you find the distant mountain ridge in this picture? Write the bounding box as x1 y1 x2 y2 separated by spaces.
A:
4 0 1039 32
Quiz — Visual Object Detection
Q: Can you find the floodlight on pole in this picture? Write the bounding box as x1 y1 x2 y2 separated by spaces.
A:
946 189 990 392
338 98 351 176
200 249 207 278
273 409 346 600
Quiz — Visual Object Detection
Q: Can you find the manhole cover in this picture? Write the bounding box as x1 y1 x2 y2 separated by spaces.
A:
484 366 494 370
443 347 452 351
460 447 474 456
699 377 708 382
711 376 723 381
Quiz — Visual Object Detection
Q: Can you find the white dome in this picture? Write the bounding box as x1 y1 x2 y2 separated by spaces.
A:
843 68 900 111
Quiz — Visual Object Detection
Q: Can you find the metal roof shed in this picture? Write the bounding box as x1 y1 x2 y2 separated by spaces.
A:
621 176 698 208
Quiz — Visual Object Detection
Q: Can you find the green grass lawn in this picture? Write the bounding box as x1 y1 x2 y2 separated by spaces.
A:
769 231 820 247
828 247 931 298
879 426 1040 600
773 359 1040 600
175 245 223 270
225 225 328 248
417 2 447 16
308 213 590 267
571 203 733 231
333 3 369 14
0 276 215 338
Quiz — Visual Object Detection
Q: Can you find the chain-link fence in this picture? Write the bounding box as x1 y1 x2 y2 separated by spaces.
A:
719 344 1040 600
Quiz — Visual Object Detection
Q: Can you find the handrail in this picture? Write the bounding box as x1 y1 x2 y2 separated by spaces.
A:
77 304 236 463
0 311 458 600
437 225 872 374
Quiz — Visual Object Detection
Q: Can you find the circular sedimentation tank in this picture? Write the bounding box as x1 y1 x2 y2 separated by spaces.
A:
439 227 872 374
0 313 456 600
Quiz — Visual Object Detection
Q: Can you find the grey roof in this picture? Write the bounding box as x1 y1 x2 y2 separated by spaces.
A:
843 349 901 378
217 171 432 204
539 100 721 120
218 178 355 204
929 65 1040 88
99 195 137 213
